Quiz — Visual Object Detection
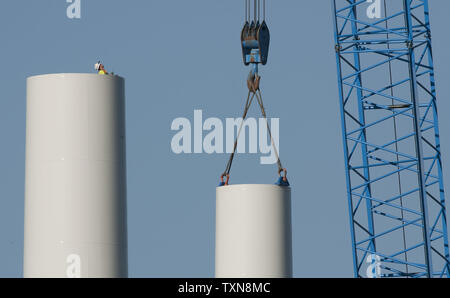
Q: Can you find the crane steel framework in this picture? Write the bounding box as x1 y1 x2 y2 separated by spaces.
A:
332 0 450 277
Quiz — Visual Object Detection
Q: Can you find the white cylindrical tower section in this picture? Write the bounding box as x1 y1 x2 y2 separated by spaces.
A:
215 184 292 278
24 73 127 278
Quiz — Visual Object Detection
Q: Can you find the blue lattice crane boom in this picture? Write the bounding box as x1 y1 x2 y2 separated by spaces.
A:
332 0 450 278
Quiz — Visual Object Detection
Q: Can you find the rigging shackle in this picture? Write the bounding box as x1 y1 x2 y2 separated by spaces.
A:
247 70 261 93
278 168 288 182
220 173 230 186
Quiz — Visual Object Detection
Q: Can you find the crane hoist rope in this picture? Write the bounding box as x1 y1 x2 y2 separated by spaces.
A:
220 0 289 187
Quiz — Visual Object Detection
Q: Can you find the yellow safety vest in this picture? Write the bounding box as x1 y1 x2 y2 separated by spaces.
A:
98 70 106 75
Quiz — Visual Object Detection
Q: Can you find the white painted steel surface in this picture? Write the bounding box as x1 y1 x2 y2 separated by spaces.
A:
215 184 292 278
24 73 127 278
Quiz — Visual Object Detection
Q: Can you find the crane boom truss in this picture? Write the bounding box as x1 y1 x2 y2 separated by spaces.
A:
332 0 450 278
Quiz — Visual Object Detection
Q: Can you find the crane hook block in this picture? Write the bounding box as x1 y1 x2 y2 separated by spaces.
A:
241 20 270 66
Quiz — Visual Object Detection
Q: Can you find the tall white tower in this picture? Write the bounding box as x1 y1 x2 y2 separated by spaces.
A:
215 184 292 278
24 73 128 278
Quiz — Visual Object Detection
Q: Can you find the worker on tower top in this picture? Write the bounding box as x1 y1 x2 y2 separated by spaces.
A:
94 61 109 75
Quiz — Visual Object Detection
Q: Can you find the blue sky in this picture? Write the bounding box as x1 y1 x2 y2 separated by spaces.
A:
1 0 450 277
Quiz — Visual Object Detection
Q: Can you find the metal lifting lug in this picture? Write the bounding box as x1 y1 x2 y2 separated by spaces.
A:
241 19 270 66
